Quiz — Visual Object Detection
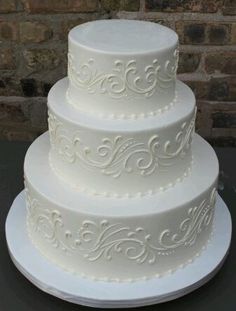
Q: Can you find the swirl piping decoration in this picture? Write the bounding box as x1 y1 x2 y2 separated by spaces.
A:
48 108 195 178
68 48 179 99
26 187 216 265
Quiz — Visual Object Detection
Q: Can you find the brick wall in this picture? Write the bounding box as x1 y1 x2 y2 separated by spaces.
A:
0 0 236 145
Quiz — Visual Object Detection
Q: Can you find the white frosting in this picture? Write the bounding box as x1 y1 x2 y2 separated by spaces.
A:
22 20 220 283
67 20 179 118
48 78 196 196
24 132 218 282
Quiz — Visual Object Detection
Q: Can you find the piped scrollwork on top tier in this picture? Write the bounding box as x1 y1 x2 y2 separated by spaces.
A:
48 108 196 179
26 186 216 265
68 48 179 99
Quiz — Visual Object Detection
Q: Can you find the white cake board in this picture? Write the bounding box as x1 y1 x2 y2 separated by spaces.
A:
6 191 232 309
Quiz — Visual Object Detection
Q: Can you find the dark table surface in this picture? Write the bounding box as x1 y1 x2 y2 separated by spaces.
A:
0 140 235 311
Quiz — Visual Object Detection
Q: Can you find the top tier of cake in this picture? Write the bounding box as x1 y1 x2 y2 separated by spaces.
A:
67 20 179 119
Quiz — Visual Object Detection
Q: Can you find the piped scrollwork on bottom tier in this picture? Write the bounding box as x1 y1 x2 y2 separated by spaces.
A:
25 187 216 266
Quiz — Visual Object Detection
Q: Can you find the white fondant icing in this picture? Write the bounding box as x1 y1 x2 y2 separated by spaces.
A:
21 20 220 283
67 20 179 117
48 78 195 196
66 89 178 120
24 133 218 281
26 188 216 264
48 154 193 198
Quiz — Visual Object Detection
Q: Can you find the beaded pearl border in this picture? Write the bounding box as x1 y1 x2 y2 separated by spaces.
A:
66 89 178 120
48 153 194 199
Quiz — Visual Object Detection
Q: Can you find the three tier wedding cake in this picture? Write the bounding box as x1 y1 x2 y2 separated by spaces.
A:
23 20 219 282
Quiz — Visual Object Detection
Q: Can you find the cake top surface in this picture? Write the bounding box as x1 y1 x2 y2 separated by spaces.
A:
69 19 178 54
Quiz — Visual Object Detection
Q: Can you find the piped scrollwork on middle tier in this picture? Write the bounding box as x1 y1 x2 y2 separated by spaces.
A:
26 187 216 265
48 108 196 179
68 48 179 99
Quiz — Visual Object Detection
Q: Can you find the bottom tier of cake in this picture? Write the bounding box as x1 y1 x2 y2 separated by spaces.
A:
24 132 218 282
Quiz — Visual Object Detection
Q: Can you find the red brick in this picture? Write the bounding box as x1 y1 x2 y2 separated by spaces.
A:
209 77 236 101
185 78 236 102
176 21 232 45
101 0 119 11
120 0 140 11
23 49 61 71
223 0 236 15
0 97 47 138
205 52 236 74
0 101 27 123
202 0 223 12
4 130 39 141
101 0 140 11
208 103 236 139
22 0 98 13
0 49 15 70
0 76 22 96
0 0 17 13
176 22 206 44
20 79 38 97
178 52 201 73
196 101 236 142
19 22 52 43
208 135 236 146
145 0 223 13
195 101 212 137
0 124 41 141
212 111 236 128
231 23 236 44
0 21 18 41
29 98 47 128
207 24 230 45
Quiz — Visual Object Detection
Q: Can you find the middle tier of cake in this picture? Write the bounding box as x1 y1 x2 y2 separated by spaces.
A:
48 78 196 197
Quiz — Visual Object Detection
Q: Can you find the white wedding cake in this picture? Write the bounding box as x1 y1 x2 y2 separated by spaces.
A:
23 20 219 282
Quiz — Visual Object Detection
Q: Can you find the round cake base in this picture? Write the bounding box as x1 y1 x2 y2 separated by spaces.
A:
6 191 231 309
